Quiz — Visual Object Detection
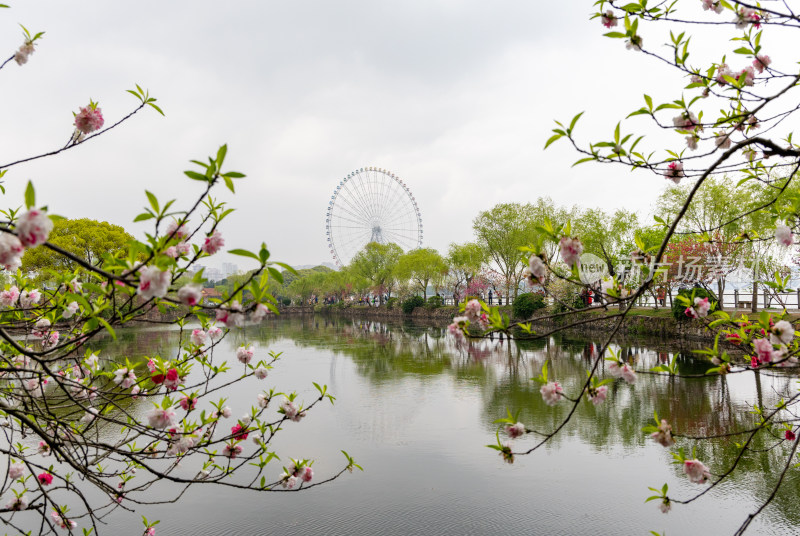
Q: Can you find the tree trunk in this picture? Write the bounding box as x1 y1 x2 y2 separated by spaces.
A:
717 278 725 311
751 266 758 313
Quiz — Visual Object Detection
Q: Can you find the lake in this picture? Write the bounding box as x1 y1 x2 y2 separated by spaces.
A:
88 315 800 535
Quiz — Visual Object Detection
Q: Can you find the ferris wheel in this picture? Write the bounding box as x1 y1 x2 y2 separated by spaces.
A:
325 167 423 267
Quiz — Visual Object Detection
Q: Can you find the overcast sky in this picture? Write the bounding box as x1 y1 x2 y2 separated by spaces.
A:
1 1 768 270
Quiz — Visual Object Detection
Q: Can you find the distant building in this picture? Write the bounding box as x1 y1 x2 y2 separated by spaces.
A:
221 262 238 277
201 288 222 304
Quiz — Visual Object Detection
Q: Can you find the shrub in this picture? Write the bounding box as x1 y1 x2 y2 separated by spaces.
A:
401 295 425 314
672 287 719 321
512 292 546 320
426 295 444 308
386 297 398 309
282 297 292 306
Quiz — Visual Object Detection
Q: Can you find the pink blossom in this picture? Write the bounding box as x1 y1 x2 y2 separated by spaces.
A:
540 381 563 406
202 231 225 255
600 10 617 28
74 105 104 134
0 286 19 308
776 224 793 247
281 474 298 489
15 209 53 247
672 111 700 132
619 363 637 384
589 385 608 405
693 297 711 318
33 317 51 338
38 441 50 456
113 367 137 389
786 429 796 441
753 54 771 73
665 161 684 184
659 499 671 514
464 299 482 323
13 42 35 65
50 510 77 530
739 65 755 86
231 423 249 441
216 305 244 327
447 321 463 338
164 368 181 390
559 236 583 267
651 419 674 447
771 320 794 345
147 408 177 429
301 466 314 483
714 132 732 149
20 289 40 309
505 422 526 439
528 255 547 281
625 35 643 51
236 346 254 364
281 398 299 420
45 331 60 348
753 338 774 364
254 367 268 380
8 463 25 480
166 220 189 239
165 246 178 258
734 7 760 29
222 406 233 418
685 135 698 151
62 301 79 319
6 495 28 510
179 396 197 411
146 359 157 373
38 472 53 485
146 528 156 536
208 326 223 339
190 329 207 346
684 459 711 484
137 266 171 300
715 63 732 84
250 303 270 322
177 284 202 306
701 0 723 14
0 233 24 271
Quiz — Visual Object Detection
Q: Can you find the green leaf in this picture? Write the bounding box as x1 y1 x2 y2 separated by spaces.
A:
145 191 159 213
224 171 245 178
572 157 595 167
24 181 35 210
97 318 117 341
133 212 154 222
216 145 228 167
147 102 165 116
223 175 235 193
228 249 260 261
568 111 584 133
184 171 207 181
544 133 562 149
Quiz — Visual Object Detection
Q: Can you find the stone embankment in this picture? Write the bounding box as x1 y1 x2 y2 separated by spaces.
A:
292 304 717 342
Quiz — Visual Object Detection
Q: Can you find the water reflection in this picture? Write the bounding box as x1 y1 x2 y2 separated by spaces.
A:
94 315 800 535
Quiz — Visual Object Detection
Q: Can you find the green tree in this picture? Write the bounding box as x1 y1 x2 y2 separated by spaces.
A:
396 248 447 300
655 176 748 309
446 242 485 301
473 203 533 299
21 218 133 283
349 242 403 304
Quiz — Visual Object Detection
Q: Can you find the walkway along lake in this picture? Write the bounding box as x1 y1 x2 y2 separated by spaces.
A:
97 315 799 535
